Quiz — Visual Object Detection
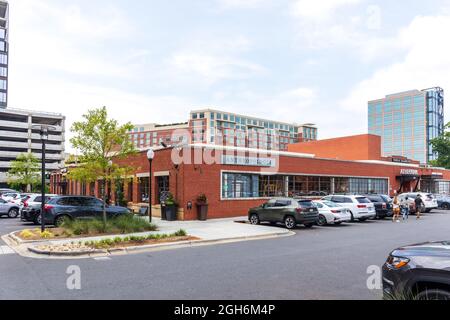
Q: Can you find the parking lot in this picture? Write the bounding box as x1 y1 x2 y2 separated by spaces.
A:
1 209 450 300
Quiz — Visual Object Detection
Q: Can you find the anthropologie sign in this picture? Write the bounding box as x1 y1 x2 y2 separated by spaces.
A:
400 169 419 176
221 155 277 168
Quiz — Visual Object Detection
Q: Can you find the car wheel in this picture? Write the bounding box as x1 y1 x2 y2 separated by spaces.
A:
54 215 70 227
442 203 450 210
416 289 450 300
34 214 42 225
317 215 327 226
284 216 297 230
249 214 260 225
8 208 19 219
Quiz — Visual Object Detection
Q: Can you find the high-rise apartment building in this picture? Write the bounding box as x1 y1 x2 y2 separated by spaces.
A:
368 87 444 164
190 109 317 151
129 109 318 151
0 108 66 188
0 1 8 108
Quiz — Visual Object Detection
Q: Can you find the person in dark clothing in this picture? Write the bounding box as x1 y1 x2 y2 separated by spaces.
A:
414 194 424 219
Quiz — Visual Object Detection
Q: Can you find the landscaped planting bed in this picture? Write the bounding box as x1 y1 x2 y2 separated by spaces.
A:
16 214 157 241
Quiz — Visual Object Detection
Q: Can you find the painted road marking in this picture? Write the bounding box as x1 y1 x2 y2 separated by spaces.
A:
0 245 15 255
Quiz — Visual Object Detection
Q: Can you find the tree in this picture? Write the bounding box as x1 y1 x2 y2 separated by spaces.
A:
430 123 450 169
70 107 137 225
7 153 41 192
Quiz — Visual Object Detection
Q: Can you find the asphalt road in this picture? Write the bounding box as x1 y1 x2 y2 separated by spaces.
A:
1 211 450 300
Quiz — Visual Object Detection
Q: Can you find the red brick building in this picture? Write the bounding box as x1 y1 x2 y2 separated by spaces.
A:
51 136 450 220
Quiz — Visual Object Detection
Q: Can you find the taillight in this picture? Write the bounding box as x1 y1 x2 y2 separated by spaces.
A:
44 204 54 211
296 208 304 214
23 201 28 207
382 203 387 209
357 205 367 209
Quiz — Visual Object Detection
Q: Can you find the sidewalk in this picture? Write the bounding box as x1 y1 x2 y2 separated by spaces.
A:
3 216 294 259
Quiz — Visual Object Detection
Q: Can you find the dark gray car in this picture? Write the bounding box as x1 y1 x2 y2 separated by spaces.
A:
42 196 131 226
383 241 450 300
248 198 319 229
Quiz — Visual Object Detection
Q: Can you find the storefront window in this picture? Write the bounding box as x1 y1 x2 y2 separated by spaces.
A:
259 175 286 197
222 173 388 199
222 173 259 199
139 177 149 202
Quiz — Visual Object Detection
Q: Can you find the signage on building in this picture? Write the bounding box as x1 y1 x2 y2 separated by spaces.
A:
400 169 419 176
221 155 277 168
392 157 410 164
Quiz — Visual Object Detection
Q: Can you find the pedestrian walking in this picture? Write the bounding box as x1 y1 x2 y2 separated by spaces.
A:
401 196 410 221
392 192 401 222
415 194 424 220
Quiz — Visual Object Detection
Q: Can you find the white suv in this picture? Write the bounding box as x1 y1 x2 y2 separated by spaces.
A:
322 195 376 222
398 192 438 213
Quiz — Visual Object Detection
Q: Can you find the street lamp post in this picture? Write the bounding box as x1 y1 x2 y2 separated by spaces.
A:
147 149 155 223
32 124 55 233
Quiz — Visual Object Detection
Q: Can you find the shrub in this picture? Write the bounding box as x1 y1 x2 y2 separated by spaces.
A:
39 230 55 239
19 229 35 239
174 229 187 237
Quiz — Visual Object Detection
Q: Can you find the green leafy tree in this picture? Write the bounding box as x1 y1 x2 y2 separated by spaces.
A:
430 123 450 169
70 107 137 225
7 153 41 192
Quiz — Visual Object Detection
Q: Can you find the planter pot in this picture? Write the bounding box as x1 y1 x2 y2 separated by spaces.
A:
161 204 167 221
166 205 178 221
197 204 209 221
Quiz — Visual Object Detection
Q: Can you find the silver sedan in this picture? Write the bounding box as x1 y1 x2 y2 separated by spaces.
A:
0 198 21 218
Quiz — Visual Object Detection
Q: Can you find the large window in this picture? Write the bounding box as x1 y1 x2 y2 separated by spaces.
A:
138 177 149 203
222 173 259 199
222 173 389 199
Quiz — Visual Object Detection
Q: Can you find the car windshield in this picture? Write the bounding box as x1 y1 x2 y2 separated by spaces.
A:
298 200 314 208
381 195 392 202
356 197 371 204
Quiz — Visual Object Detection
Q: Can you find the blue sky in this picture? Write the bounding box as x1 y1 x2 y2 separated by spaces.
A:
8 0 450 147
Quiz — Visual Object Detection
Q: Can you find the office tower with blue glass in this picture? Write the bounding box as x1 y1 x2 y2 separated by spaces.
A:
368 87 444 164
0 1 7 108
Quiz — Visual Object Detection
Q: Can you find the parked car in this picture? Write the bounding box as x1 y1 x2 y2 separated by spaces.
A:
398 192 438 213
0 188 18 196
312 200 352 226
363 194 392 219
20 194 59 224
321 195 376 222
248 198 319 230
40 196 131 226
435 194 450 210
0 198 21 218
382 241 450 300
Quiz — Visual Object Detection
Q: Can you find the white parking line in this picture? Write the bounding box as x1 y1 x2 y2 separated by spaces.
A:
0 245 15 255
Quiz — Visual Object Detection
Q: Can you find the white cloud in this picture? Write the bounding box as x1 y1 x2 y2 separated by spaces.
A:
291 0 362 21
341 14 450 119
217 0 272 9
168 35 266 84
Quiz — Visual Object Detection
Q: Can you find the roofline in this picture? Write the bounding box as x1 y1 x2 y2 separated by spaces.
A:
189 108 317 128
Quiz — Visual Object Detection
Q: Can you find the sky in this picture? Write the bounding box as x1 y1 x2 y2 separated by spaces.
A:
7 0 450 149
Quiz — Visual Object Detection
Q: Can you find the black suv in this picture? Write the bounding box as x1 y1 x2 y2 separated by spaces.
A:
41 196 131 226
363 194 392 219
383 241 450 300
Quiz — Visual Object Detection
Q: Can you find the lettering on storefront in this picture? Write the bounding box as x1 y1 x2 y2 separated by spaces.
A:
221 155 277 168
400 169 419 176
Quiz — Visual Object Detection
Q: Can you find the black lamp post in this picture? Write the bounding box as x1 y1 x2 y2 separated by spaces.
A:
32 124 55 232
147 149 155 223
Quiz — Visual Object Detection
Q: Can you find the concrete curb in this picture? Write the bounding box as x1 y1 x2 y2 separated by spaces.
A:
24 230 294 259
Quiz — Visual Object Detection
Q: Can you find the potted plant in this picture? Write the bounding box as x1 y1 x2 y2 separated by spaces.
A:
196 193 209 221
165 193 178 221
